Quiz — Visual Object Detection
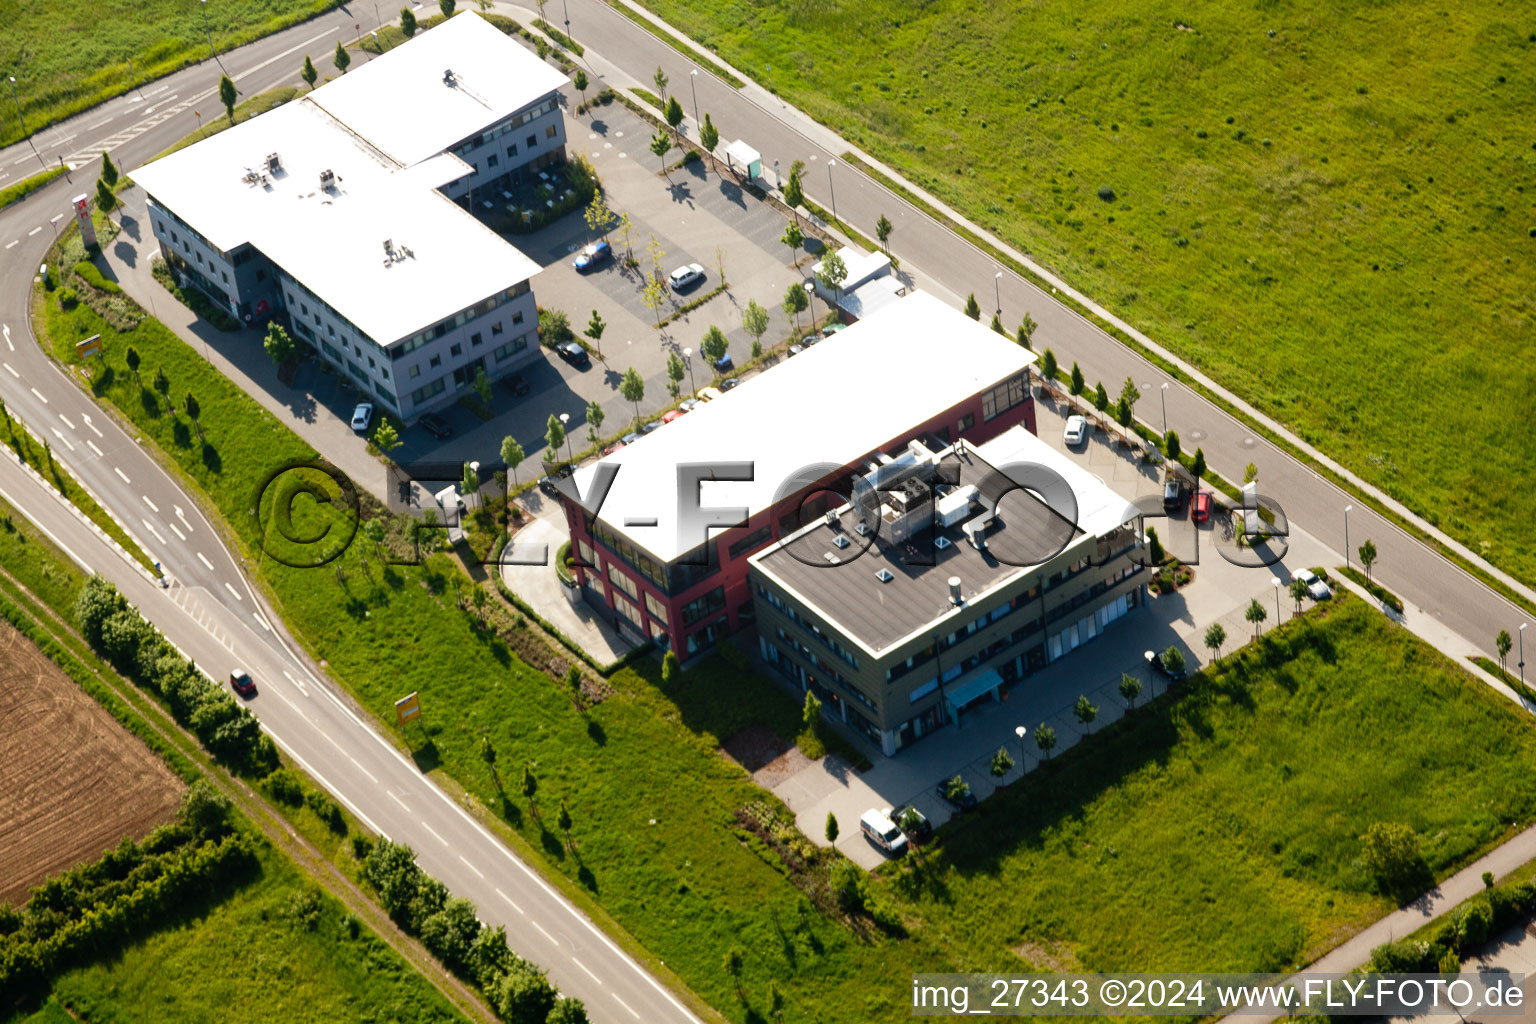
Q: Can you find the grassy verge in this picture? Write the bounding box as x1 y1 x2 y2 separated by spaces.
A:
0 166 69 210
0 0 342 147
601 0 746 88
533 18 584 55
1337 565 1406 614
1470 655 1535 704
140 87 301 164
631 86 663 109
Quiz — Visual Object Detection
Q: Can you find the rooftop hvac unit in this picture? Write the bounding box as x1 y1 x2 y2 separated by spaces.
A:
824 510 838 528
318 168 335 189
443 68 457 84
822 552 841 565
948 576 963 605
266 152 281 173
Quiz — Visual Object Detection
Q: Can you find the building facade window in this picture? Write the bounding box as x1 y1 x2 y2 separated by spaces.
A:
981 372 1030 421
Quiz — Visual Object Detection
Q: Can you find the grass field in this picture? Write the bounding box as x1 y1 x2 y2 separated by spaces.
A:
634 0 1536 588
1 0 340 147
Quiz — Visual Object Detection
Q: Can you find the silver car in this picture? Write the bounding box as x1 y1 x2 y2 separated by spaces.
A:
1295 568 1332 601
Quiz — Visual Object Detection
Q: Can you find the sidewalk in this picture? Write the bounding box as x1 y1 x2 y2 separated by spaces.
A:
498 511 636 666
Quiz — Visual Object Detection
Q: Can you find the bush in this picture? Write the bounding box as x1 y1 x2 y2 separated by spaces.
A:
57 286 78 310
717 642 750 672
1370 938 1430 973
306 789 346 834
265 768 304 805
1096 185 1117 202
1456 897 1493 949
538 308 573 344
73 260 121 294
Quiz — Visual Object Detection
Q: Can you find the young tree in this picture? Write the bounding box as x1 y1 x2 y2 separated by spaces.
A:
723 947 744 1000
1017 311 1037 348
663 95 684 141
520 765 538 816
783 280 809 331
1192 447 1207 480
641 276 665 329
714 243 727 288
556 799 573 851
665 350 685 398
439 0 455 17
990 746 1015 781
545 413 565 461
573 69 588 111
584 309 606 359
95 177 116 212
1093 381 1109 418
815 249 847 302
781 164 804 221
300 54 318 89
1119 672 1143 709
152 367 170 408
333 40 351 75
100 152 119 188
263 322 294 365
500 435 524 488
619 367 645 426
1289 577 1308 612
1069 361 1085 410
473 366 492 407
963 292 981 320
1039 348 1058 386
219 74 237 123
801 689 822 737
1161 646 1185 676
1246 597 1268 638
1146 524 1165 565
1073 693 1099 733
616 211 635 262
1204 622 1226 658
184 392 202 437
535 0 548 20
583 189 615 239
460 461 480 501
1497 630 1513 675
400 7 417 37
1115 397 1133 429
652 65 669 102
584 399 605 446
661 649 679 684
700 324 729 367
825 812 838 843
1243 461 1259 484
480 736 499 788
700 113 719 159
989 313 1005 335
780 222 804 266
372 421 401 462
1165 430 1181 462
1359 538 1378 581
125 345 141 383
1119 376 1141 413
1033 722 1056 760
649 129 673 177
875 212 893 253
742 300 770 358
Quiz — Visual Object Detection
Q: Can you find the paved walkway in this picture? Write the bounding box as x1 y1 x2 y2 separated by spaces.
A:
499 512 636 666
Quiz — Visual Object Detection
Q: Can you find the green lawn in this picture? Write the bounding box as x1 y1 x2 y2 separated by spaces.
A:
634 0 1536 588
1 0 340 146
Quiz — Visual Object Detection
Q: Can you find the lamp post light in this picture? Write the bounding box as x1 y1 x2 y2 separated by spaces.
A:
558 413 575 465
1160 382 1169 436
682 347 697 396
688 69 700 132
562 0 571 39
826 159 837 224
7 76 45 170
1014 725 1028 767
1144 650 1156 688
994 271 1002 314
774 158 780 190
1271 575 1282 622
1344 505 1353 568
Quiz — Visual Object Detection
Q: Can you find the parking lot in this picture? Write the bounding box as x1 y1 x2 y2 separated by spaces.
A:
389 95 812 474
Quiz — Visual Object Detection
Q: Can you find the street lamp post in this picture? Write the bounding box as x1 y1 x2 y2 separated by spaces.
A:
127 58 146 99
6 77 46 170
688 69 700 132
826 159 837 223
1271 576 1282 622
1014 725 1028 767
1144 650 1156 689
804 280 818 328
1160 382 1169 436
1344 505 1353 568
558 413 574 465
1520 623 1527 687
200 0 231 77
994 271 1002 314
682 347 697 396
562 0 571 39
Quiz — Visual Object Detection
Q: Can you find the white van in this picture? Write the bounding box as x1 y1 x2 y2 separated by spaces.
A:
859 808 909 856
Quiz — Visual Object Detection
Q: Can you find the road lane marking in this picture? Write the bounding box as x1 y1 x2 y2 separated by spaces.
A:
532 921 559 946
195 551 213 569
141 518 166 544
2 363 16 376
85 440 103 456
57 413 74 429
572 958 601 984
258 726 390 842
458 856 484 879
421 822 449 846
83 116 112 131
49 214 64 225
2 324 10 351
29 387 47 403
281 669 309 696
314 725 376 781
50 429 75 451
253 611 270 631
114 466 129 482
224 581 243 601
611 993 640 1019
27 227 41 237
389 791 410 811
169 523 186 541
273 688 306 716
495 887 524 914
3 241 16 250
142 494 158 512
80 414 102 437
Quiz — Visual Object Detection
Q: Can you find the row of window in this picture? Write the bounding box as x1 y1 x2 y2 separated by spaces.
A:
680 586 725 628
755 585 862 671
453 97 560 158
395 283 530 356
773 627 876 712
981 372 1030 422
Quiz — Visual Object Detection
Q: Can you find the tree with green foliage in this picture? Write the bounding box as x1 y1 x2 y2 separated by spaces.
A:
1204 622 1226 658
1289 577 1308 612
100 152 119 188
783 280 809 331
1161 646 1185 675
1359 538 1378 581
494 965 557 1023
990 746 1014 781
1119 672 1142 709
1165 430 1181 461
95 176 116 212
1069 361 1085 410
368 421 398 463
742 300 770 358
400 7 417 37
1115 397 1133 429
1039 347 1058 386
652 65 669 101
620 367 645 426
219 74 237 123
1093 380 1109 418
801 689 822 737
663 95 684 140
473 366 492 406
1246 597 1268 638
300 54 318 89
583 309 606 360
780 222 804 268
825 812 838 842
989 313 1005 335
583 188 615 239
700 113 719 158
649 129 673 178
875 212 893 253
479 736 499 788
1360 821 1423 894
700 324 729 367
1243 461 1259 484
723 946 744 1000
782 164 804 221
641 274 665 329
963 292 981 320
815 249 848 302
500 435 524 489
573 69 588 111
152 367 170 408
1073 693 1099 733
556 799 573 851
439 0 455 18
1034 722 1056 759
1017 311 1037 348
1119 376 1141 413
263 322 294 365
125 345 141 383
182 778 235 839
1497 630 1513 675
520 764 538 817
665 350 685 398
460 461 480 503
661 649 679 684
1146 524 1164 565
584 399 605 446
333 40 351 75
548 998 591 1024
1192 447 1207 479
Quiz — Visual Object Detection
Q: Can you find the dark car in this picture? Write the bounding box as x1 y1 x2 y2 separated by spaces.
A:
573 240 612 272
229 668 257 698
555 341 591 368
890 804 933 841
713 354 734 374
936 775 978 813
719 377 740 392
419 413 451 440
1162 477 1186 512
537 475 560 498
1150 649 1188 682
501 372 532 397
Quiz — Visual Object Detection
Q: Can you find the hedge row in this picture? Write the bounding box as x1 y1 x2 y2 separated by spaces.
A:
74 576 278 778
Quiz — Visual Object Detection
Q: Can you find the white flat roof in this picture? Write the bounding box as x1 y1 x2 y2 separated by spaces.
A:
131 98 539 345
973 425 1141 539
570 291 1037 562
309 12 570 167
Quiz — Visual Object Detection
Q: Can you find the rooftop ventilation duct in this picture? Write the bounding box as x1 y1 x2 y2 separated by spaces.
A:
948 576 963 605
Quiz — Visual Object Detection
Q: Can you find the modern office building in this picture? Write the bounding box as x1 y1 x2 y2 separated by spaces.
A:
749 425 1146 756
129 13 569 421
553 291 1039 657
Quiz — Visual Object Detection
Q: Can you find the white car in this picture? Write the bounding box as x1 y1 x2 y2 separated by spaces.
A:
859 808 908 856
350 402 374 433
1295 568 1332 601
1063 414 1087 446
668 263 706 291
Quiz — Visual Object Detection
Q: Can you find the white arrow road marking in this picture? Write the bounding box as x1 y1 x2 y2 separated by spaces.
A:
80 414 102 437
50 429 75 451
85 440 103 457
141 518 166 544
114 467 129 483
195 551 213 570
223 581 243 601
496 888 524 914
142 495 158 513
30 387 47 403
175 506 192 530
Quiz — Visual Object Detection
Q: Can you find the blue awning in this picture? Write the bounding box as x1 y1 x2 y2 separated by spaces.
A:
944 668 1003 716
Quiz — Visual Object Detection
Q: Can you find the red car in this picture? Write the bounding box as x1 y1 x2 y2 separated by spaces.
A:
1191 489 1213 523
229 668 257 698
661 409 685 423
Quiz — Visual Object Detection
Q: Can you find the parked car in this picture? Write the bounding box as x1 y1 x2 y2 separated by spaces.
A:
661 409 686 423
1063 414 1087 446
555 341 591 368
787 343 805 357
697 386 723 402
936 775 978 813
821 323 847 337
501 372 532 397
640 421 662 435
1295 568 1333 601
229 668 257 698
719 377 741 392
1162 476 1186 511
678 398 702 413
859 808 909 856
888 805 932 841
1191 489 1213 523
537 475 560 498
419 413 451 440
668 263 706 291
800 334 821 349
1150 649 1188 681
350 403 374 433
621 432 641 445
713 354 734 374
601 441 626 456
573 239 611 272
